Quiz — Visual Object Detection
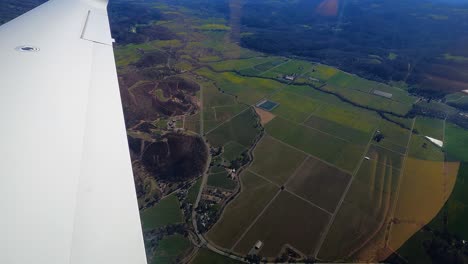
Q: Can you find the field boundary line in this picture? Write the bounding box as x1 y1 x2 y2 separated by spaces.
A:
230 190 282 251
258 59 291 76
313 126 378 259
205 107 250 135
247 169 280 187
284 156 310 186
285 190 333 215
300 104 324 124
249 159 333 215
277 115 353 144
384 117 416 247
265 133 352 175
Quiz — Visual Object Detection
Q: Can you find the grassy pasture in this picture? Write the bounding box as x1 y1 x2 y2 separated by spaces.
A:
206 171 278 249
206 107 260 147
207 172 237 190
265 117 361 171
234 191 330 257
140 194 183 230
152 234 191 264
286 157 351 212
249 135 307 185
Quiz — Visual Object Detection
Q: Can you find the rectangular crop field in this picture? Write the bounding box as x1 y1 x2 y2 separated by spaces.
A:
286 157 351 212
414 117 444 140
318 159 400 260
206 107 260 147
268 89 322 123
249 135 307 185
366 144 405 170
206 171 279 249
265 117 363 172
207 172 237 190
234 191 330 257
373 120 412 154
304 115 372 144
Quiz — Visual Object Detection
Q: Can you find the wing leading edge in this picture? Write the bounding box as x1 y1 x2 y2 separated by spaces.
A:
0 0 147 263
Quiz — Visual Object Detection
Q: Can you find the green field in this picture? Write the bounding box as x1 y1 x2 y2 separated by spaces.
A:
140 194 184 230
373 120 412 154
445 162 468 238
206 107 260 147
206 171 278 249
190 248 242 264
304 115 372 145
261 59 315 79
265 117 363 172
323 84 412 116
249 135 307 185
408 134 444 161
268 89 322 123
414 117 444 139
207 172 237 190
152 234 191 264
445 123 468 162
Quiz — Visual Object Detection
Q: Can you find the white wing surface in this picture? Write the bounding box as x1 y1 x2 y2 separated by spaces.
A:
0 0 147 263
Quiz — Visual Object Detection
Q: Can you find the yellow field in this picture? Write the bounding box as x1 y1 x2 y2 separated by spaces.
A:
388 158 459 251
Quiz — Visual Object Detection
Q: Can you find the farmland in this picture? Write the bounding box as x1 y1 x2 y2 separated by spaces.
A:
206 171 278 249
107 0 468 262
286 157 351 212
248 136 307 185
140 194 183 231
152 234 191 264
233 191 330 257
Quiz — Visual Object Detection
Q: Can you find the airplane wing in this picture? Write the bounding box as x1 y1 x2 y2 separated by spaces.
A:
0 0 147 263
